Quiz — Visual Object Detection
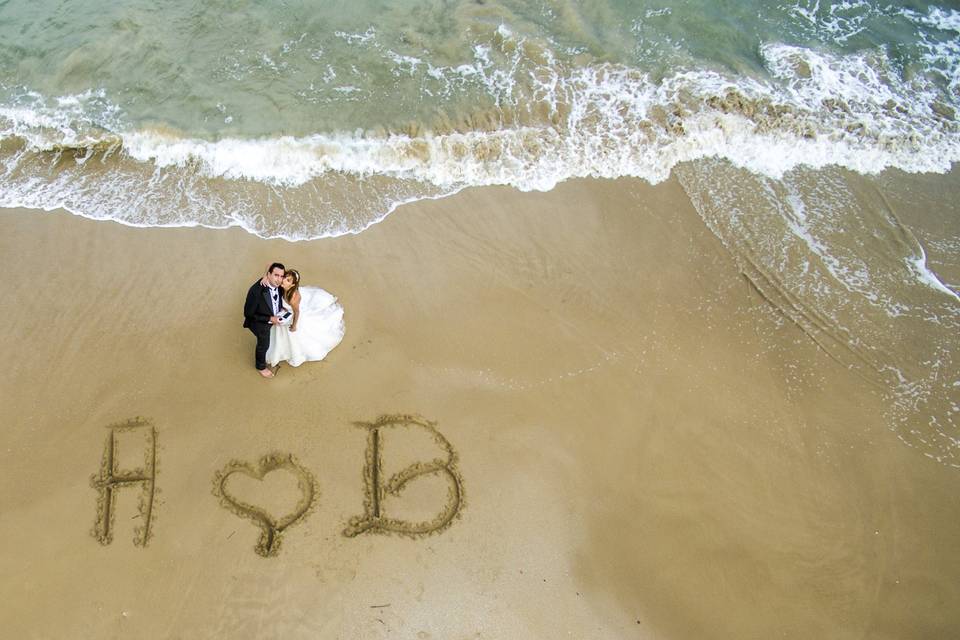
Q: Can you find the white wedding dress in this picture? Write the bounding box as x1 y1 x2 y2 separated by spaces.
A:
266 287 345 367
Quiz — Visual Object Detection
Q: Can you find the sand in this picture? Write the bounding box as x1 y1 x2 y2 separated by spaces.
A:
1 176 958 638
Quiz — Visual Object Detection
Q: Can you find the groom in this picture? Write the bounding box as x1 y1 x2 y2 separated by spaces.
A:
243 262 285 378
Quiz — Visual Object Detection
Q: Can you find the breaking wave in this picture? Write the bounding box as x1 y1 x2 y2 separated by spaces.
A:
1 33 958 239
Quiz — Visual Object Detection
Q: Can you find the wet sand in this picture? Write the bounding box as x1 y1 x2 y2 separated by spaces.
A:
0 175 958 638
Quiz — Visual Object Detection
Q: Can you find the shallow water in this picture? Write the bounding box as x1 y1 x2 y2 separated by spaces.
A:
1 0 958 236
677 162 960 467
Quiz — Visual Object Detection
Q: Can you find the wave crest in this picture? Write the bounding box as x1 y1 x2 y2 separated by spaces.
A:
1 42 958 238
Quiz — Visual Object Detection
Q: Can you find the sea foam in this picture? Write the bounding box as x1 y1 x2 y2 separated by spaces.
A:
118 43 960 186
0 34 958 239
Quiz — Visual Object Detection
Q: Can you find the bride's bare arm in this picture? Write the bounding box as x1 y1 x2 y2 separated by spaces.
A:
290 291 301 331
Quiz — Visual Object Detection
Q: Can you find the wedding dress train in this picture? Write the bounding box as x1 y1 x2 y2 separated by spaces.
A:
266 287 344 367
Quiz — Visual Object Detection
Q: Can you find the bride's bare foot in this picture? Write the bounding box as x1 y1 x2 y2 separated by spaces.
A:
258 368 274 378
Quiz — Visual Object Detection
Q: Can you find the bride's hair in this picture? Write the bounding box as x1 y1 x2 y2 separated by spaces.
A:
283 269 301 301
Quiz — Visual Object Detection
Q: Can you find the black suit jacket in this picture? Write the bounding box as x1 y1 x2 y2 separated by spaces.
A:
243 281 279 331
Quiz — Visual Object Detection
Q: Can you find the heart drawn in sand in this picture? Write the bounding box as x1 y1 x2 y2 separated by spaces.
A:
212 453 318 557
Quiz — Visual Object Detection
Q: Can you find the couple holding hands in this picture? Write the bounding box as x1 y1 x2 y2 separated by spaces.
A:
243 262 345 378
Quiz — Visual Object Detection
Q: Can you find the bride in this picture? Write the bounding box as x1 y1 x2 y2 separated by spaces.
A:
265 268 345 368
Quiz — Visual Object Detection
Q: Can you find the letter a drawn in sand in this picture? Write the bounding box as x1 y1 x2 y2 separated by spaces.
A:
344 414 464 538
212 453 318 557
91 417 158 547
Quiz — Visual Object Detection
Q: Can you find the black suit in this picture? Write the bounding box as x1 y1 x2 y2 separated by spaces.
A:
243 281 279 370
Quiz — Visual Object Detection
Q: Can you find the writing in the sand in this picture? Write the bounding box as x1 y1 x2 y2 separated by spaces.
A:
91 417 158 547
91 414 464 556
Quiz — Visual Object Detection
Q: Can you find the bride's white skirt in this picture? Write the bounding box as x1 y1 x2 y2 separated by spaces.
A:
266 287 344 367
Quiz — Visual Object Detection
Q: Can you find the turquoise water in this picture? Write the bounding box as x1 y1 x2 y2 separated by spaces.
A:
1 1 959 463
0 0 958 236
1 1 955 137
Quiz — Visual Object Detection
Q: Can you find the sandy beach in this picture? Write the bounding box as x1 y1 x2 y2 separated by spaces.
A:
1 175 959 638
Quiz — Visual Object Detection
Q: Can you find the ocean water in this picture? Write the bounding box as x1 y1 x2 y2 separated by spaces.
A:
1 0 958 236
1 0 958 464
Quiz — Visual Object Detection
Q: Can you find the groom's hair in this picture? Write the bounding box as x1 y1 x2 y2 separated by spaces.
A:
268 262 285 274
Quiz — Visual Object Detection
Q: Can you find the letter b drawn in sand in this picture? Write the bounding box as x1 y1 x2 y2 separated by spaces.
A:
212 453 318 557
344 414 464 538
91 417 158 547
